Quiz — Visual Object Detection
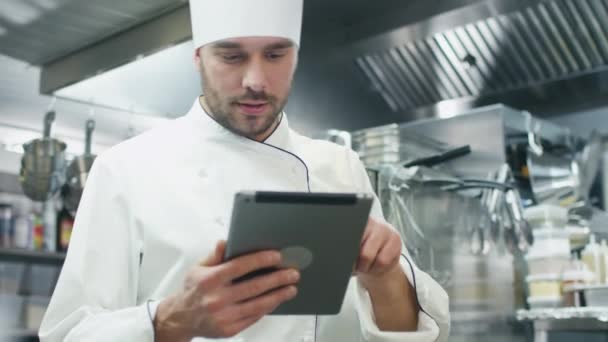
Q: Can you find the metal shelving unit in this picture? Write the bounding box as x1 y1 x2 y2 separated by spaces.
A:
517 307 608 342
0 248 65 266
0 249 64 342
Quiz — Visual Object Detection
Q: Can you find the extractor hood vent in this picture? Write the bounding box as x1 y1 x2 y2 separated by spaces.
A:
355 0 608 112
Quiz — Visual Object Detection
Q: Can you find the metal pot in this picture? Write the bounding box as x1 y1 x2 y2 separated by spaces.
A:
63 119 96 213
19 111 67 201
527 151 581 206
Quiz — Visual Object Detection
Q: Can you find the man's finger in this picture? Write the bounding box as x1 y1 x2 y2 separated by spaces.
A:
372 235 402 274
360 218 374 245
201 240 227 266
218 250 282 283
234 285 297 318
357 228 387 274
227 268 300 303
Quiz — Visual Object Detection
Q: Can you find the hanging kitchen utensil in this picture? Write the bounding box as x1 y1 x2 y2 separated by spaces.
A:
525 112 581 206
63 119 96 213
578 130 602 203
485 165 510 245
19 111 67 201
504 187 533 251
527 151 581 206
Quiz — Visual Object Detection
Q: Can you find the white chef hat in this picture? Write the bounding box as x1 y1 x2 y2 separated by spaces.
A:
189 0 304 49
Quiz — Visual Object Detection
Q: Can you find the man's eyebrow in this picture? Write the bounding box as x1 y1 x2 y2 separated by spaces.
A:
211 41 242 49
264 41 294 50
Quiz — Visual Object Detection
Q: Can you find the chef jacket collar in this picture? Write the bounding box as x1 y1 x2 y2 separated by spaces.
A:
185 97 291 150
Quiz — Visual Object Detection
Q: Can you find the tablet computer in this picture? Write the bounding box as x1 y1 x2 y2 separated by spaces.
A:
224 191 374 315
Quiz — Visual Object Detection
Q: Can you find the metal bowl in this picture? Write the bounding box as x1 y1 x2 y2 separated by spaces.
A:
19 138 67 201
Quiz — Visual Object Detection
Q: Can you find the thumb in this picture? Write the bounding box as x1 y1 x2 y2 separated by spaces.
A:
200 240 227 266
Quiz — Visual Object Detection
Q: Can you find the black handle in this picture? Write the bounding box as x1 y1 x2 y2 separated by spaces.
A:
404 145 471 168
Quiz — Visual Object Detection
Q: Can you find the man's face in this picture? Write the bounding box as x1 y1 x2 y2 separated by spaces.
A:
195 37 298 140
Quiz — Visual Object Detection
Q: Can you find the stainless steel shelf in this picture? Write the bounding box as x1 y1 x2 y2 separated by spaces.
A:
1 329 39 342
0 248 65 266
517 307 608 342
516 307 608 322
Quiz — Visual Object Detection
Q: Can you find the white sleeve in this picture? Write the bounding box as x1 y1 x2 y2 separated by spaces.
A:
39 155 153 342
347 150 451 342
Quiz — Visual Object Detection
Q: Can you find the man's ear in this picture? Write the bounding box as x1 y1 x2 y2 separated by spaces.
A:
194 47 202 72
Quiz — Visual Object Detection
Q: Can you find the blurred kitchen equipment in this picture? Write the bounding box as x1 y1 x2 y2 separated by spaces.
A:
524 204 568 229
19 111 67 201
582 285 608 307
317 129 352 148
352 125 469 167
63 119 96 213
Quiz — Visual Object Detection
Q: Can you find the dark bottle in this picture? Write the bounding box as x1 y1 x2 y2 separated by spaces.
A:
56 206 74 252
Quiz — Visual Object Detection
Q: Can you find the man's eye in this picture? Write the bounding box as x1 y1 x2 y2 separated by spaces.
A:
222 54 243 62
267 52 286 60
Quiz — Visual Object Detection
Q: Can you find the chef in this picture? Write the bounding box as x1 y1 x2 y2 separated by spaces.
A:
39 0 449 341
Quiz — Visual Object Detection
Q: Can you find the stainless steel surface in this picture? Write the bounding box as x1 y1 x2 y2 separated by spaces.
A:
517 307 608 338
378 165 523 337
353 106 593 339
0 0 186 65
351 0 608 113
19 112 67 202
40 5 192 94
64 119 96 213
353 104 580 178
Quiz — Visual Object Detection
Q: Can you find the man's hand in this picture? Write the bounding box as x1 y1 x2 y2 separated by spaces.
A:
355 217 403 283
355 217 419 332
154 241 300 341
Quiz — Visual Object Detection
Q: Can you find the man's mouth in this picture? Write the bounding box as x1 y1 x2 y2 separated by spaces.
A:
236 102 269 115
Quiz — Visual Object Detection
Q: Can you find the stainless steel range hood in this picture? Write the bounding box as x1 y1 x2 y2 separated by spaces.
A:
352 0 608 114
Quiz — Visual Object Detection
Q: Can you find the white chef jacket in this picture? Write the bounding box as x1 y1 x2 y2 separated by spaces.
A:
39 99 450 342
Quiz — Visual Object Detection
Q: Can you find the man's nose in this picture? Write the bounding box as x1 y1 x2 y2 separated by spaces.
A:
242 58 268 93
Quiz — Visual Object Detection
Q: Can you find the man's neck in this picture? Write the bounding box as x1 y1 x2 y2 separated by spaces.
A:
198 96 281 142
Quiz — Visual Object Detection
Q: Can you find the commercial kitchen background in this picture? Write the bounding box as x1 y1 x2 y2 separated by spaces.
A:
1 0 608 341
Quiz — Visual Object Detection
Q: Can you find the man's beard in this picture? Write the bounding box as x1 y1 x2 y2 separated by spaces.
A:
201 70 288 140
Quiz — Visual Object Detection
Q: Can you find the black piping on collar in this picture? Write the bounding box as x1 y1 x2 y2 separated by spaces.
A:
199 100 310 193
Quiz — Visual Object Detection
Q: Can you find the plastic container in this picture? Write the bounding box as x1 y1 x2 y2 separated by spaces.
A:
527 296 563 309
24 296 50 331
562 267 594 286
526 230 571 275
581 235 605 284
529 228 570 256
583 285 608 307
562 264 594 307
524 204 568 228
526 273 562 297
526 255 571 275
532 227 571 246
